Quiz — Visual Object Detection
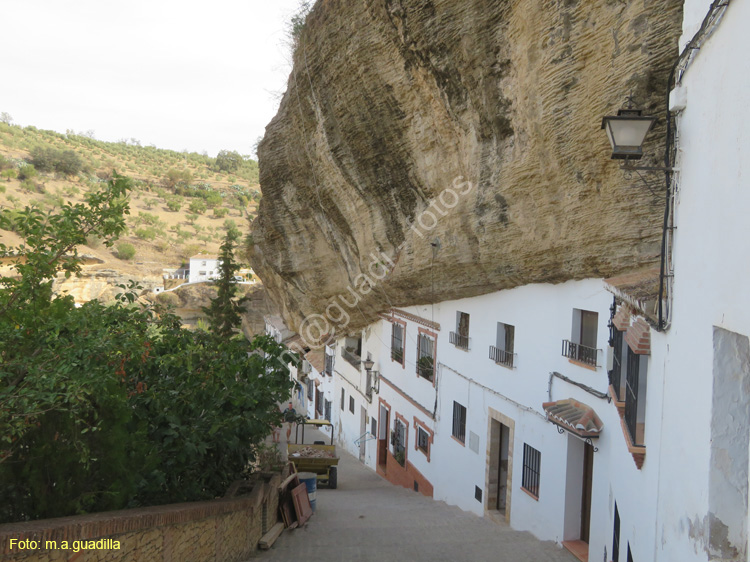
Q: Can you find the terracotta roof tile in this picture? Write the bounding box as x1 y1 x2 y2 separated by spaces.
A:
542 399 604 438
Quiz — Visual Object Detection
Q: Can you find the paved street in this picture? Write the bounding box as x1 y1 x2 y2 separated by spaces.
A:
251 445 576 562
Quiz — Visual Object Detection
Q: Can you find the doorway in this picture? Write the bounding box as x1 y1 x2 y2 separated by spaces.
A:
378 404 389 468
488 419 510 514
563 436 594 561
581 442 594 543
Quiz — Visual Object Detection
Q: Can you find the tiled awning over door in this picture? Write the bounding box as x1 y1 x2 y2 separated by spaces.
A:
542 399 604 438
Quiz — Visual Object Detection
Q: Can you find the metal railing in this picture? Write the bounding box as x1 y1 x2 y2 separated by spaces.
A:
341 347 361 368
561 340 599 367
609 329 623 399
450 331 470 350
625 350 641 446
489 345 515 368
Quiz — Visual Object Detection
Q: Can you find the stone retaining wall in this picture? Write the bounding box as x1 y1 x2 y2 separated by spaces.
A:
0 475 281 562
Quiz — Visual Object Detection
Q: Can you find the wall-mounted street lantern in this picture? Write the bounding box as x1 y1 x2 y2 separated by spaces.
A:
601 100 673 172
601 109 656 160
363 357 379 400
363 357 374 372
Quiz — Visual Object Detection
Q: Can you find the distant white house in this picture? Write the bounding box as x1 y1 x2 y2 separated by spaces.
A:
188 253 221 284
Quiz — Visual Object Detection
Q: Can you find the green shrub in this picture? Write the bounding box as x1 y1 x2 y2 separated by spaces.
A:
166 198 182 212
188 200 206 214
213 207 228 218
17 164 37 180
116 242 136 260
156 291 180 307
135 227 157 241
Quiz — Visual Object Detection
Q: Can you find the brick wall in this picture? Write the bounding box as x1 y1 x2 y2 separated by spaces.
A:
0 477 281 562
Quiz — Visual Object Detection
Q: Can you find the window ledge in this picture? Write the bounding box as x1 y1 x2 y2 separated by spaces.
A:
568 358 598 371
608 385 626 415
450 435 465 447
494 360 515 370
520 487 539 501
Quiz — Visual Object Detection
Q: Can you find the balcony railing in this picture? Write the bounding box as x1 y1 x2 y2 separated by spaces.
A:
562 340 599 367
341 347 361 368
489 345 515 368
450 331 470 350
391 345 404 364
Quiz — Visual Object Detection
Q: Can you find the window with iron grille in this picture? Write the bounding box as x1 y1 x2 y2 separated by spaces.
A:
324 399 332 422
349 396 355 414
393 418 407 466
417 333 435 381
490 322 515 368
624 348 647 447
450 311 470 350
610 326 625 399
306 379 314 401
613 503 621 562
522 443 541 498
417 426 429 454
452 401 466 443
562 309 599 367
325 353 334 376
316 389 324 417
391 322 405 364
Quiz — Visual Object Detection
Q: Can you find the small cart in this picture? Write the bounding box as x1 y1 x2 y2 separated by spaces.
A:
287 419 339 489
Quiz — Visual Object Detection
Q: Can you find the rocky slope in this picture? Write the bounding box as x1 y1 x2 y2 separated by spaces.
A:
253 0 683 339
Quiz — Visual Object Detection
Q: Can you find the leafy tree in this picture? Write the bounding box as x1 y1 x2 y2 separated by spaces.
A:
214 150 242 173
0 112 12 125
202 230 246 338
166 198 182 212
213 207 228 218
17 164 37 181
1 169 16 182
0 176 294 522
162 168 192 190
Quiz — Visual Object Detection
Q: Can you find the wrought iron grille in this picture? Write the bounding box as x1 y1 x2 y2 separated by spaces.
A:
625 349 640 445
489 345 515 368
609 328 624 399
562 339 599 367
391 323 404 363
417 334 435 381
522 443 541 498
324 354 334 376
450 331 470 350
452 401 466 443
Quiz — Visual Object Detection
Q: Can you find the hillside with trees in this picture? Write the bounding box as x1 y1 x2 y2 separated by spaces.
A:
0 119 260 272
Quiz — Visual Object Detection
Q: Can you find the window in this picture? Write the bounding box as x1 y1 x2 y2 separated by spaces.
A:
624 347 648 446
613 503 621 562
609 325 626 400
342 336 362 367
324 353 334 376
562 309 599 367
391 322 405 364
417 427 429 454
349 396 355 414
452 401 467 443
306 379 314 401
316 389 324 417
450 311 470 350
201 260 207 266
394 418 406 466
417 333 435 381
522 443 541 498
490 322 515 368
340 388 345 411
324 399 332 422
371 418 377 440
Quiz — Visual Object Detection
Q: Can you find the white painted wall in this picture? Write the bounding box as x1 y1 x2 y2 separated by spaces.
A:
655 2 750 560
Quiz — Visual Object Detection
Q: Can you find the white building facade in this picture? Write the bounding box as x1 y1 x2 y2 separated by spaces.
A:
188 254 221 284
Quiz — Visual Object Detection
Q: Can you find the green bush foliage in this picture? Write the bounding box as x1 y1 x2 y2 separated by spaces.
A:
188 200 207 214
116 242 136 260
29 146 83 176
213 207 228 218
0 176 294 522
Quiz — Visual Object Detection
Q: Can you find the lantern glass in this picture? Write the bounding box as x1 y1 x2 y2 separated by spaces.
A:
601 109 656 160
363 358 374 371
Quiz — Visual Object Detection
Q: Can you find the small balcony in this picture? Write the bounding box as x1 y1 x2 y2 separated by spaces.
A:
449 331 470 350
342 347 361 368
489 345 515 368
562 340 600 368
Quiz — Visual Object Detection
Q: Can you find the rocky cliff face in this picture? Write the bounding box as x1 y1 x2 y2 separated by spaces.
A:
253 0 683 340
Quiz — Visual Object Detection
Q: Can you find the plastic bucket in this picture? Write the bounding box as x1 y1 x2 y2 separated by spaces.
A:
297 472 317 512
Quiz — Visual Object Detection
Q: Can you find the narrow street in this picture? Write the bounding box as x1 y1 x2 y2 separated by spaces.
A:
253 445 576 562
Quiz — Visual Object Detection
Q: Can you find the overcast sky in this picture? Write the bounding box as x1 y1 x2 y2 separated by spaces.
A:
0 0 304 157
